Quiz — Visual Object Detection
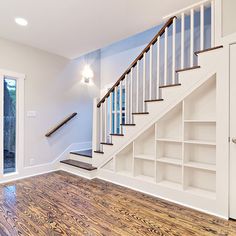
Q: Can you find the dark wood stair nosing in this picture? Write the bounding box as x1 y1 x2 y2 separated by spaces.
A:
100 142 113 146
120 123 136 126
110 133 124 136
94 150 104 154
132 112 149 115
176 66 200 73
60 160 97 171
145 99 164 102
159 83 181 89
195 45 223 55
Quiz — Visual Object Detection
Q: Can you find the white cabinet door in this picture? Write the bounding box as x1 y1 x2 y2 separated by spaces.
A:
230 44 236 219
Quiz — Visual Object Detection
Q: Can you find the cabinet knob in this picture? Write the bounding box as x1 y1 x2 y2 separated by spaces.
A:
232 138 236 144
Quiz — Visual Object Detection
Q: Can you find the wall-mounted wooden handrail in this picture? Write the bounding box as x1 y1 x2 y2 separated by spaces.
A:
45 112 77 137
97 16 176 108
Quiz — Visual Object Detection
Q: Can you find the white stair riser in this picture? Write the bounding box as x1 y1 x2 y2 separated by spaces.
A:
69 153 92 164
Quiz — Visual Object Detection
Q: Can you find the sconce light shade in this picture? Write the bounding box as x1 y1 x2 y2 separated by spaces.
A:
82 65 94 84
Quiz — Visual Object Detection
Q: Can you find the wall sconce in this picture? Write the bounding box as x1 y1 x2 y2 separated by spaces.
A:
82 65 94 84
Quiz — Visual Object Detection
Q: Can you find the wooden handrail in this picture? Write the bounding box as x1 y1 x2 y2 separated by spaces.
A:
45 112 77 137
97 16 176 108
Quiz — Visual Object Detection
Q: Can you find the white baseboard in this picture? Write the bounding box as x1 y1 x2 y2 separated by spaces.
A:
98 169 228 220
0 141 92 184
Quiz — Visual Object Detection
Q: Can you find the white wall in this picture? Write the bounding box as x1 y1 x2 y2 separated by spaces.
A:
100 26 162 96
222 0 236 37
0 38 100 167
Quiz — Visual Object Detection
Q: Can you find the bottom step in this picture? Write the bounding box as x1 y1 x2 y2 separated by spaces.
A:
60 159 97 171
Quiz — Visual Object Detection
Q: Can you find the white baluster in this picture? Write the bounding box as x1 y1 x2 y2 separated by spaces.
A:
200 4 204 51
143 53 146 110
172 17 176 84
100 103 103 143
157 37 160 98
136 61 140 112
104 98 107 142
130 68 133 122
181 13 185 69
125 75 128 124
149 45 153 99
211 0 215 47
164 27 168 85
114 86 117 134
119 82 123 131
190 9 194 67
109 93 112 140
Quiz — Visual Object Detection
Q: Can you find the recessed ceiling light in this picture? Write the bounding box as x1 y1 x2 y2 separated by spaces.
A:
15 17 28 26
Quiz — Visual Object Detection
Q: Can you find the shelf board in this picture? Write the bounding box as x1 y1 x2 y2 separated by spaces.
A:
186 186 216 199
135 154 155 161
135 174 155 183
184 120 216 123
157 180 182 190
184 161 216 172
116 170 133 177
184 140 216 146
157 157 182 166
156 138 182 143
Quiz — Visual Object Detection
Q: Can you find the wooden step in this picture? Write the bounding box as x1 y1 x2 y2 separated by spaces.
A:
145 99 164 102
132 112 149 115
176 66 200 73
60 159 97 171
94 150 104 154
159 83 181 89
110 133 124 136
70 149 92 158
101 142 113 146
195 45 223 55
121 123 136 126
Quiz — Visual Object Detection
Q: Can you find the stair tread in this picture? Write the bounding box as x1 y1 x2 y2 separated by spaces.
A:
132 112 149 115
101 142 113 145
94 150 104 154
195 45 223 55
121 123 136 126
145 99 164 102
70 149 92 158
110 133 124 136
176 66 200 73
159 83 181 88
60 159 97 171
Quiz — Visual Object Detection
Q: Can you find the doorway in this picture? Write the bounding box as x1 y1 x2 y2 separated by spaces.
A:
0 70 24 176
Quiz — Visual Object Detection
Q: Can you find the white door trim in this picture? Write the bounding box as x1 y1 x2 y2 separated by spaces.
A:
0 69 25 178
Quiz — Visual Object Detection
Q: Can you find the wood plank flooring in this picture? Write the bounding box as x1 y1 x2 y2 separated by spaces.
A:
0 171 236 235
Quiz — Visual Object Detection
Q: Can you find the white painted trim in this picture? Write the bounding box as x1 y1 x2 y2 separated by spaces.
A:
98 169 228 220
0 69 25 177
52 141 92 164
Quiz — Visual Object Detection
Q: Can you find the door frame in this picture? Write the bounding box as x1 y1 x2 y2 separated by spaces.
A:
229 43 236 219
0 69 25 178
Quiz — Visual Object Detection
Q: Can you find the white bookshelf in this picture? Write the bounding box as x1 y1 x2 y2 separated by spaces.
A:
104 78 217 200
115 143 133 176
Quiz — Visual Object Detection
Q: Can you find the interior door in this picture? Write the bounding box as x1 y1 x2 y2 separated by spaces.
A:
230 43 236 219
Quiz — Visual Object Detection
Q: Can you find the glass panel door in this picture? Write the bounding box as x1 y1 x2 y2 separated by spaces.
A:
3 77 16 174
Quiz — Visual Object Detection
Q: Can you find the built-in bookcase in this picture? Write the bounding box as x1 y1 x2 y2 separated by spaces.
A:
102 78 216 199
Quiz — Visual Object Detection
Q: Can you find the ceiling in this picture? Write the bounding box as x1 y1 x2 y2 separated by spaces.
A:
0 0 199 59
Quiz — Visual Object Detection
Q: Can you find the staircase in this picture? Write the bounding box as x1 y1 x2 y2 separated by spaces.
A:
60 0 228 217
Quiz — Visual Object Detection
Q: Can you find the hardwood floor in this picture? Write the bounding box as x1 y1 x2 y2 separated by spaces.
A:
0 171 236 236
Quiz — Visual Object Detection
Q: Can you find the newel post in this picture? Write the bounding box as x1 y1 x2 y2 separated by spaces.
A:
92 97 100 152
